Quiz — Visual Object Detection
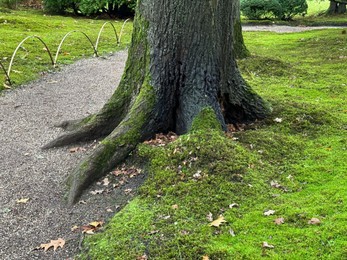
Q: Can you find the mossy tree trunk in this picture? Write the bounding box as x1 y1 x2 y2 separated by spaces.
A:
232 0 250 59
327 0 347 14
44 0 269 205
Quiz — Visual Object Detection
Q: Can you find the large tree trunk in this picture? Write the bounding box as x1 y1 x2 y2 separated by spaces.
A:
45 0 269 205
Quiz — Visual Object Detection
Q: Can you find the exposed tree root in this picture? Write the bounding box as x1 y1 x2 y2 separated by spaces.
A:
63 83 155 205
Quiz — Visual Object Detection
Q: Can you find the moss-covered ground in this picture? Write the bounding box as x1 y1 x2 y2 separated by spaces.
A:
0 9 132 89
79 28 347 259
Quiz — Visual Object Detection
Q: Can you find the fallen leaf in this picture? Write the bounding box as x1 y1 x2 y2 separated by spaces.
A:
16 198 30 204
39 238 65 251
102 177 110 186
264 210 276 216
106 208 114 213
69 147 86 153
229 203 239 209
193 170 202 180
71 225 79 232
81 226 95 234
90 189 104 195
89 221 103 228
202 256 210 260
124 188 132 194
262 241 275 249
171 204 179 210
206 212 213 222
209 215 227 227
137 254 148 260
308 218 321 225
270 180 282 189
274 217 285 225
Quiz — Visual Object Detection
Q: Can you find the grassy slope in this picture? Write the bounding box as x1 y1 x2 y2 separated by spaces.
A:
81 29 347 259
0 9 132 89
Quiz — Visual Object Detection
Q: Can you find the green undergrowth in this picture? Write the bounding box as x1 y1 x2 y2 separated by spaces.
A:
80 28 346 259
242 0 347 26
0 9 133 90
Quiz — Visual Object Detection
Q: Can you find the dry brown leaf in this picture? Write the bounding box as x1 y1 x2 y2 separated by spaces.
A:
39 238 65 252
171 204 179 210
262 241 275 249
264 210 276 216
16 198 30 204
308 218 321 225
89 221 103 228
274 217 285 225
81 226 95 234
209 215 227 227
137 254 148 260
202 256 210 260
69 147 86 153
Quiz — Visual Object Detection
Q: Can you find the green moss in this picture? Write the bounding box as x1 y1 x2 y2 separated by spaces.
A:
80 28 347 259
191 107 223 133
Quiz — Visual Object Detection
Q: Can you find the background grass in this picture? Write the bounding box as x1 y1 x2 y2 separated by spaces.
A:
0 9 132 89
81 28 347 259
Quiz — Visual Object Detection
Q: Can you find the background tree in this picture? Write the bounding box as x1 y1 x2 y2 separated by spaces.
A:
327 0 347 14
232 0 250 58
44 0 270 205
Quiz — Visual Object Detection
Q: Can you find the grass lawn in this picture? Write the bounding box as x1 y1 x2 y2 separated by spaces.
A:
80 29 347 259
0 9 132 90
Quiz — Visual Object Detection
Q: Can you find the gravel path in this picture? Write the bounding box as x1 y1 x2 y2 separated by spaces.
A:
0 50 146 260
242 25 346 33
0 25 345 260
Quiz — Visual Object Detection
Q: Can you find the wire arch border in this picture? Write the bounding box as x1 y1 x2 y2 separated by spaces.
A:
7 35 54 78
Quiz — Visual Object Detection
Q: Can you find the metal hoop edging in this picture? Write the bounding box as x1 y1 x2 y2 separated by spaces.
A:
119 18 130 44
0 60 12 86
7 35 54 78
95 22 119 55
54 30 98 66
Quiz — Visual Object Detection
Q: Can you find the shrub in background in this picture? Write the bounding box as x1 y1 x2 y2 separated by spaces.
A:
0 0 23 9
240 0 308 20
43 0 136 17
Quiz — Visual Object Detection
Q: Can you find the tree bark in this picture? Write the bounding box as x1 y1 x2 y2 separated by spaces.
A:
327 0 347 14
45 0 269 205
232 0 250 59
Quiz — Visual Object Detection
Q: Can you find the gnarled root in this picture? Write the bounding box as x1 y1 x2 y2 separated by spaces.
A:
65 83 156 205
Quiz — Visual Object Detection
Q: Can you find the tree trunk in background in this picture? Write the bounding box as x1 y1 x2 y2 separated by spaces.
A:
232 0 250 59
327 0 347 14
45 0 269 205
